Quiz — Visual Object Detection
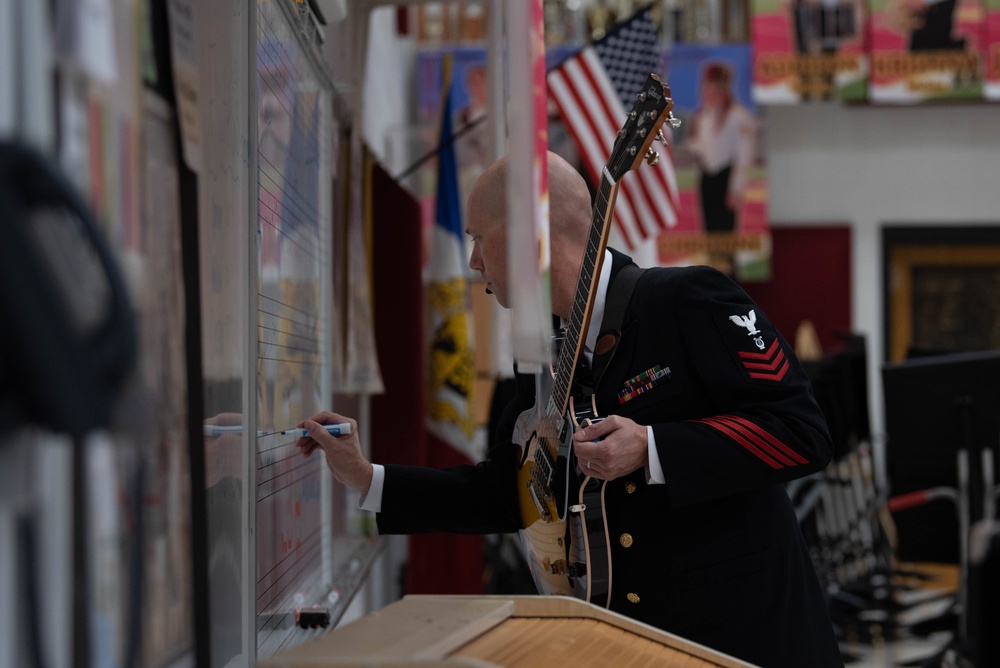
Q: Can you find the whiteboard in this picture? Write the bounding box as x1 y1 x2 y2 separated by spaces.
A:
253 0 332 657
196 0 340 664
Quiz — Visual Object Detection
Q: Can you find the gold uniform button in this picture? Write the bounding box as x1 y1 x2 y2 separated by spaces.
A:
619 533 633 548
625 482 637 494
627 593 640 604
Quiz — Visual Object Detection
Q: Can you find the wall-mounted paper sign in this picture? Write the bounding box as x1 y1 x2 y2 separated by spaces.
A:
752 0 869 103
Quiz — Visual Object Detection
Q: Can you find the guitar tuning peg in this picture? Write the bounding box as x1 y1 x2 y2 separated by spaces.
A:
644 148 659 166
655 130 668 146
668 112 681 129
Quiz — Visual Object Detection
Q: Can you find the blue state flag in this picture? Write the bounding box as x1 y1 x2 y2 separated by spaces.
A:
426 57 478 461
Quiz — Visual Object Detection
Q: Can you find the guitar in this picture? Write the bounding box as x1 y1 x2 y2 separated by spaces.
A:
514 73 678 606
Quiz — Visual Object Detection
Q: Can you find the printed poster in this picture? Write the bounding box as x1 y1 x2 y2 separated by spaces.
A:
661 44 772 281
869 0 984 102
753 0 869 102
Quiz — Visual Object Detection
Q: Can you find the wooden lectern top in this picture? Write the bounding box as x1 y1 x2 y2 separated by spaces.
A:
259 595 758 668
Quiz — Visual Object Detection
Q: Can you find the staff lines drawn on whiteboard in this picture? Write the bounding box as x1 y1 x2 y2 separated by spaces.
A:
258 291 318 315
256 301 321 328
256 327 319 354
255 335 320 354
257 158 320 219
258 568 324 625
257 454 316 485
256 204 321 260
256 467 321 503
257 441 309 458
256 62 297 117
256 527 322 588
257 531 322 588
256 187 319 234
257 540 321 597
255 189 318 235
255 337 320 358
257 544 322 608
256 442 313 469
255 354 322 368
257 465 317 493
257 319 322 342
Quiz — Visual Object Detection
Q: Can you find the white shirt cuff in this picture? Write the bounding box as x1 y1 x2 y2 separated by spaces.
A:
358 463 384 512
647 426 665 485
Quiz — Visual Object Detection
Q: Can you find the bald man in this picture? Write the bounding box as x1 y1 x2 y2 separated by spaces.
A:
298 152 843 667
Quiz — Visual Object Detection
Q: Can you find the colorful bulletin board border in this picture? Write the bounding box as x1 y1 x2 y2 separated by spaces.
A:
752 0 869 103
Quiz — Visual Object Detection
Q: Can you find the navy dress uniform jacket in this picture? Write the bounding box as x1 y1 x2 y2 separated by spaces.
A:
377 249 844 667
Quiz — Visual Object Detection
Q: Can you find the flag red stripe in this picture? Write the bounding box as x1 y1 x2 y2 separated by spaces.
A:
649 154 679 216
577 49 673 235
547 65 610 200
545 44 680 250
626 167 666 235
572 54 652 242
548 59 642 245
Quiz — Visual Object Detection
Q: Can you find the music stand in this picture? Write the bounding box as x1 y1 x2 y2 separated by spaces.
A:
882 350 1000 648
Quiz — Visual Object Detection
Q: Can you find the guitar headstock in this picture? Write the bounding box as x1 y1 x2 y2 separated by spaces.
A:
607 73 679 181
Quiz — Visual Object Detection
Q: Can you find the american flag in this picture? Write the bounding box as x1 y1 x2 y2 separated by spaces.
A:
547 7 679 251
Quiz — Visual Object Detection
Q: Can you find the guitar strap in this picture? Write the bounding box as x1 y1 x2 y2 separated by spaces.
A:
590 263 645 389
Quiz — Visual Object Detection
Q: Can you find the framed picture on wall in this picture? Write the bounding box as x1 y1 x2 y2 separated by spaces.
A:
882 225 1000 362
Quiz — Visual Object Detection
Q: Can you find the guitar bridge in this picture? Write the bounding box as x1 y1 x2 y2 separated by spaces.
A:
528 481 552 522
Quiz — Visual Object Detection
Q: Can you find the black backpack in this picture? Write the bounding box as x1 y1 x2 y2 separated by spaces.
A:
0 140 136 439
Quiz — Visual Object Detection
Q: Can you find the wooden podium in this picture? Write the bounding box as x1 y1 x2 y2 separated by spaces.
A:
259 595 757 667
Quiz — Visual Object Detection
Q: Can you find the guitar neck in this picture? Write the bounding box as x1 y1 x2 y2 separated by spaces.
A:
549 171 620 418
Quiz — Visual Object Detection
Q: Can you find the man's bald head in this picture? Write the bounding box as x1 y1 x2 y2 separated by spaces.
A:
466 151 594 318
467 151 591 238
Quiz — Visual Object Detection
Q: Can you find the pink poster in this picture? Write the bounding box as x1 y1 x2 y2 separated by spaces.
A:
869 0 984 102
752 0 868 102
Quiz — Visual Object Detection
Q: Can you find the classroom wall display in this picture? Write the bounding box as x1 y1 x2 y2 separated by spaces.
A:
661 43 772 281
868 0 984 102
752 0 869 102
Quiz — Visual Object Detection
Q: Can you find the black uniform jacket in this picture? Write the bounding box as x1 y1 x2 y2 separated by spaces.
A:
377 249 843 668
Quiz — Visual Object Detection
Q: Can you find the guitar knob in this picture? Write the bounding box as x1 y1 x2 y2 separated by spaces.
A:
668 112 681 129
656 130 668 146
644 149 659 166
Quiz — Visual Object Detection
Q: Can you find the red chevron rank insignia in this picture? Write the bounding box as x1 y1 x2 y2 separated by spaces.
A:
738 339 789 382
717 310 790 384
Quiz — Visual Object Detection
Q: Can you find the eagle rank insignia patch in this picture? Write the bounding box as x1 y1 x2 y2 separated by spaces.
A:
717 309 790 384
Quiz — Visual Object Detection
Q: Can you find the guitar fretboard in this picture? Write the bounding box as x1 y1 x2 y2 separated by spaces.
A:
548 173 618 421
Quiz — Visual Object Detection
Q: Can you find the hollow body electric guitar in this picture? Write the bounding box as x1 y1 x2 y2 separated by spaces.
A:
514 74 678 606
